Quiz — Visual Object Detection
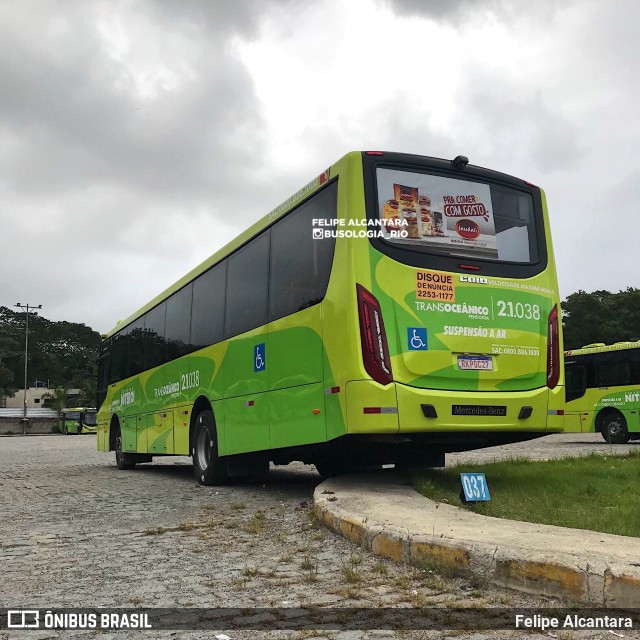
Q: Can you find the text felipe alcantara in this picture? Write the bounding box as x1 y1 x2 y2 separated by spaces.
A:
312 218 409 239
515 614 633 631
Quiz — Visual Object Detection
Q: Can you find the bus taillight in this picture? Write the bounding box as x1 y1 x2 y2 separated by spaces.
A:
356 284 393 386
546 305 560 389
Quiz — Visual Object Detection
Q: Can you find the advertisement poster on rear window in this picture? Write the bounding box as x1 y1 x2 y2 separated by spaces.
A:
377 168 498 259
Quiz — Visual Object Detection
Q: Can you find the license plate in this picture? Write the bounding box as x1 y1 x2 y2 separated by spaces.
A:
458 355 493 371
452 405 507 417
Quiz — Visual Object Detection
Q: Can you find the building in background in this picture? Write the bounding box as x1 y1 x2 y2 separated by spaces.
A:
1 387 81 409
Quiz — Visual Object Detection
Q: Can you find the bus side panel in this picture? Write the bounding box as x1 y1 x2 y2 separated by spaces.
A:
268 312 326 449
173 405 192 455
270 383 326 448
215 328 269 455
147 410 174 454
569 386 640 435
136 414 147 452
562 411 586 432
97 421 107 450
223 393 269 455
122 415 137 452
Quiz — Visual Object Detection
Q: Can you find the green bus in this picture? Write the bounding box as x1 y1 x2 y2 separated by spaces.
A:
97 151 564 483
60 407 98 435
564 341 640 443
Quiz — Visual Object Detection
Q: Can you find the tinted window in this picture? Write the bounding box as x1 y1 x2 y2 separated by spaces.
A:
191 262 226 350
109 330 127 384
144 302 166 370
596 352 631 387
166 285 193 360
128 318 146 377
225 232 270 337
269 182 337 321
98 339 111 402
565 361 587 402
492 185 539 263
630 349 640 385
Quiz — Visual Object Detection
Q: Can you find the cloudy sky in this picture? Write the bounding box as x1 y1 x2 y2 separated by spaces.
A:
1 0 638 333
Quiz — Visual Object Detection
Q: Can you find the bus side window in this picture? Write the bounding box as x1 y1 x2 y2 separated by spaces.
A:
109 331 128 384
128 317 146 377
630 349 640 386
97 339 111 407
269 181 337 322
191 261 226 350
225 232 270 338
596 354 631 387
565 362 587 402
144 301 167 370
166 284 193 360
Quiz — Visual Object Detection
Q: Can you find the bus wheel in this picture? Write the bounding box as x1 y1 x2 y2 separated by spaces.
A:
115 426 136 470
192 410 227 486
601 412 630 444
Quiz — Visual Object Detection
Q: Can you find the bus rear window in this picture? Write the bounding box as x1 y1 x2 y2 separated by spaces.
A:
376 168 539 263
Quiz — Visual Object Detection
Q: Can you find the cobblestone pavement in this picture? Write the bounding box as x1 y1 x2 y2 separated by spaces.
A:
1 433 637 640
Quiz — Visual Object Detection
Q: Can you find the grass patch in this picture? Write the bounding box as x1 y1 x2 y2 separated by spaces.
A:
412 451 640 537
340 554 364 584
143 526 168 536
242 510 267 535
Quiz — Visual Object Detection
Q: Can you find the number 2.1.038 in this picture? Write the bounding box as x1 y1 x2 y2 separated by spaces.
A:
181 371 200 391
495 300 540 320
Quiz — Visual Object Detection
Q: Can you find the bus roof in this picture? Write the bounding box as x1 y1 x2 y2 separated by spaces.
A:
565 340 640 357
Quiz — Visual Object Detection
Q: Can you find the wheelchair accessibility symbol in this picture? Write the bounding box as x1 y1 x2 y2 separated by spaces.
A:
407 328 428 351
254 343 266 372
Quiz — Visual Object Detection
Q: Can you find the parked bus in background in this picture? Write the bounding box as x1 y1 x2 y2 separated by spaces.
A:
564 341 640 443
96 151 564 484
60 408 97 435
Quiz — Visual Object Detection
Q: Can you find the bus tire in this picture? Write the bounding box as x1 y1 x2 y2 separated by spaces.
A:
192 410 227 486
114 425 136 470
601 411 630 444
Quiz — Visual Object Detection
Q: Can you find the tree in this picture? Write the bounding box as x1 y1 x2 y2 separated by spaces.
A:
0 333 20 401
0 306 100 398
562 288 640 350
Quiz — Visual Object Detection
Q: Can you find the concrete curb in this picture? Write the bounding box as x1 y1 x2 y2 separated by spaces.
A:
313 472 640 606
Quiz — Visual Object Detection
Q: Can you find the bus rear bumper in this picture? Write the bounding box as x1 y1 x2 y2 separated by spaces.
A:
345 380 563 434
397 382 558 432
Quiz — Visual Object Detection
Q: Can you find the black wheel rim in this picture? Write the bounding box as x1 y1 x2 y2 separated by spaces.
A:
607 418 624 441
